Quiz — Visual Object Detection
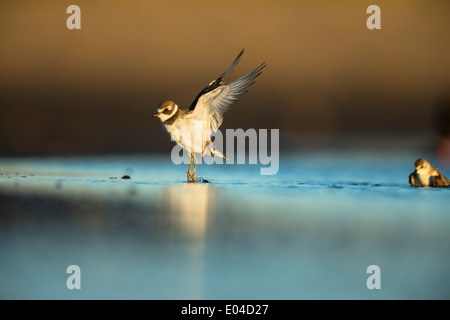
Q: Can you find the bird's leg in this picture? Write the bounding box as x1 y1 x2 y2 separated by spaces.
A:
187 154 193 182
192 155 198 183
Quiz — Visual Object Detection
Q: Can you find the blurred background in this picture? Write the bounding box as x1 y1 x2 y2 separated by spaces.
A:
1 0 450 161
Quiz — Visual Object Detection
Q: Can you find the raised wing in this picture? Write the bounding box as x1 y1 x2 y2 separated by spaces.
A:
188 49 244 112
189 58 266 130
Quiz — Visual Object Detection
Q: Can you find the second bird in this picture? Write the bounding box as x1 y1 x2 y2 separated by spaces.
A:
409 158 450 187
153 49 266 182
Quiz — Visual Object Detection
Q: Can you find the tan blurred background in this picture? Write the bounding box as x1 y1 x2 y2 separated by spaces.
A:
1 0 450 156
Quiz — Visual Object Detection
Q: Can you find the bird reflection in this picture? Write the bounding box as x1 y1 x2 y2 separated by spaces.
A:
161 184 215 240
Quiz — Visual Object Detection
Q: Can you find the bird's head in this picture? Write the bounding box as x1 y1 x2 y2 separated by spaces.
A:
153 100 178 122
415 158 431 174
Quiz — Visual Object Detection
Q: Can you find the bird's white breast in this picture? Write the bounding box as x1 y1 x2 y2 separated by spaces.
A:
415 168 440 187
415 172 431 187
165 117 211 155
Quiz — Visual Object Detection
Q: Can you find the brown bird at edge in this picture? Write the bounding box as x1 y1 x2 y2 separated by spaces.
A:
409 158 450 188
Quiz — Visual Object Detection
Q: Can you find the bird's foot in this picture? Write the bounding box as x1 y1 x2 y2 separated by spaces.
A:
195 176 209 183
187 173 209 183
187 172 198 183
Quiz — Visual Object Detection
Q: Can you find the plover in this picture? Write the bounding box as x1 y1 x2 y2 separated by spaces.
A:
153 49 266 182
409 158 450 187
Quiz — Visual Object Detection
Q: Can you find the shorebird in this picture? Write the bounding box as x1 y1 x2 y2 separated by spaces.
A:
153 49 265 182
409 158 450 187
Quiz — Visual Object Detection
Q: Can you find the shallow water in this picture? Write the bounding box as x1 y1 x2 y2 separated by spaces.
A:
0 152 449 299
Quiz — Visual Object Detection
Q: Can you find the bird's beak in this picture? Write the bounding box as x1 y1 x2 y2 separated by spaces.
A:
153 112 160 118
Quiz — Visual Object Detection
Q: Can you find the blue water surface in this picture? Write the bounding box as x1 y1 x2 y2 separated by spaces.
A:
0 151 449 299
